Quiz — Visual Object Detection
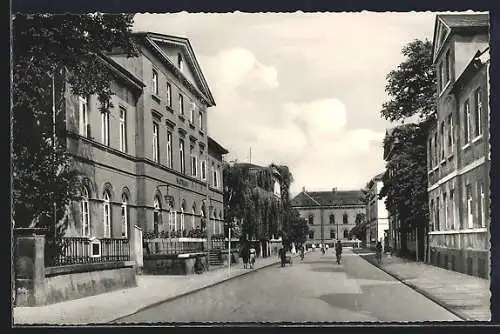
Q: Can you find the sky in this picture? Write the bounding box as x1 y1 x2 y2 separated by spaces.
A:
132 11 466 197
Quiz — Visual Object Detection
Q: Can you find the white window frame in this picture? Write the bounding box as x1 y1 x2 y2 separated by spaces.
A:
443 192 448 230
475 88 482 137
103 191 111 238
121 194 128 238
78 96 89 137
152 69 159 95
180 207 185 232
191 208 195 230
179 139 185 173
101 111 110 146
153 123 159 163
436 196 440 231
191 148 198 177
190 102 196 124
179 94 184 115
450 190 456 229
449 114 454 151
479 182 486 228
466 184 473 229
119 107 127 153
166 82 172 107
465 100 471 144
211 164 216 187
167 132 173 168
198 111 203 130
153 197 161 235
81 187 91 237
169 211 175 233
440 121 445 159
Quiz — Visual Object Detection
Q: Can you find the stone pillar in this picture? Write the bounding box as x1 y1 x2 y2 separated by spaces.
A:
14 231 47 306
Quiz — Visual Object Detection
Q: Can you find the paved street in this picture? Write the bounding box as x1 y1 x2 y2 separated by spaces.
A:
114 249 461 323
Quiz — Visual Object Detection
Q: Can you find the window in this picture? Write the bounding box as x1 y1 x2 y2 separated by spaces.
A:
329 214 335 224
430 199 435 231
308 214 314 225
479 182 485 228
443 192 448 230
436 196 440 231
474 88 482 137
119 108 127 152
190 101 196 124
215 166 219 188
450 190 456 229
343 229 349 239
448 114 453 151
169 211 175 233
101 111 110 146
103 191 111 238
177 53 183 71
428 138 433 168
440 122 445 159
309 231 314 239
198 110 203 130
180 207 185 232
121 194 128 238
190 145 197 177
78 96 89 137
438 62 444 92
343 213 348 224
201 156 207 181
434 133 438 165
179 94 184 115
166 83 172 107
464 100 471 144
152 69 158 95
466 184 473 228
444 49 451 86
81 187 91 236
153 197 161 235
330 230 335 239
191 207 196 230
152 123 159 163
167 132 173 168
179 139 185 173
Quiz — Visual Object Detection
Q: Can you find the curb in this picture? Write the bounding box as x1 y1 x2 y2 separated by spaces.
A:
108 256 290 323
358 254 470 321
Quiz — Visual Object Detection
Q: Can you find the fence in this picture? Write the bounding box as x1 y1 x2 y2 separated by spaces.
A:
143 238 204 256
46 237 131 267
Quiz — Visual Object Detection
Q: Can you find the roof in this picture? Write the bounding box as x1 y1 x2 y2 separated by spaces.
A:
208 136 229 155
134 32 216 106
291 190 364 207
451 47 490 95
438 14 489 28
432 13 489 63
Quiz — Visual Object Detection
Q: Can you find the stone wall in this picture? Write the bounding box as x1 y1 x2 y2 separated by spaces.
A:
429 246 489 279
143 254 208 275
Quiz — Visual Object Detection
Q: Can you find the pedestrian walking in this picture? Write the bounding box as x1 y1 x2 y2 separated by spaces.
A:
241 243 249 269
335 240 343 264
376 240 383 264
249 246 256 269
279 247 286 267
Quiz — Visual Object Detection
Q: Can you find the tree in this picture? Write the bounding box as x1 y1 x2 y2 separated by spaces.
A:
12 14 139 258
288 208 309 246
380 39 436 123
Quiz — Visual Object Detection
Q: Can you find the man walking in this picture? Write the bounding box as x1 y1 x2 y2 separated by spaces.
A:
335 240 343 264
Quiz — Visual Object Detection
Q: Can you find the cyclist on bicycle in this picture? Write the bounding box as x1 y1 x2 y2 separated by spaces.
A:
376 240 383 264
335 240 342 264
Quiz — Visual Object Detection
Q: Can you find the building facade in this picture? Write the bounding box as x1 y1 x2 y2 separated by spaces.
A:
62 32 228 242
427 14 490 278
365 173 390 250
291 188 365 247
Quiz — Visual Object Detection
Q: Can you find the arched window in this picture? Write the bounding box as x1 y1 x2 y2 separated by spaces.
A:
180 207 185 232
343 213 348 224
103 191 111 238
191 205 196 230
153 196 161 235
121 193 128 238
343 229 349 239
81 187 91 237
329 214 335 224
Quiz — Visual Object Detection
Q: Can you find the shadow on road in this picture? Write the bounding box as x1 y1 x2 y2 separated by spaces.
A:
309 266 345 273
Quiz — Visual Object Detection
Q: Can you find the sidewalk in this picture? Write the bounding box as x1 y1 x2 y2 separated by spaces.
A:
358 249 491 321
13 254 287 325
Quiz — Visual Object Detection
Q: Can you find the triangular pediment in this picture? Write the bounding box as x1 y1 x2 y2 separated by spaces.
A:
140 32 216 106
432 17 451 63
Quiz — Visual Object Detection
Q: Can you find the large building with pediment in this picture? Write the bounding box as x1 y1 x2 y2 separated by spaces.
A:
63 32 228 241
427 14 490 278
291 188 365 247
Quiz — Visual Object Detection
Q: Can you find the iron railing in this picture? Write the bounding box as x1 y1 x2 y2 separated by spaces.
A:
143 238 204 256
46 237 131 267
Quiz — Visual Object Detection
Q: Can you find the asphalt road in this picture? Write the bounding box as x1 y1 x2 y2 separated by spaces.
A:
114 248 462 323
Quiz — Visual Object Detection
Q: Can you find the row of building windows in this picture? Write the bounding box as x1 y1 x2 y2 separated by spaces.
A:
307 213 362 225
429 86 483 169
79 185 224 238
429 180 486 231
308 229 349 239
151 63 205 131
76 95 220 189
